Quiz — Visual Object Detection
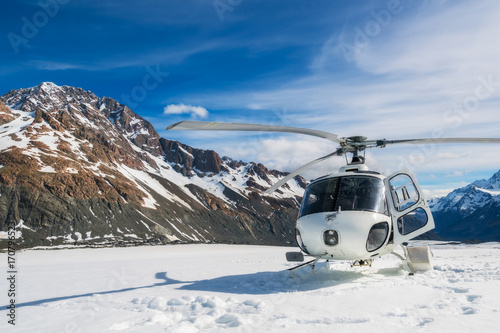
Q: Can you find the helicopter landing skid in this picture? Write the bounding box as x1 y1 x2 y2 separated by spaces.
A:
350 259 374 267
288 258 320 278
391 243 433 275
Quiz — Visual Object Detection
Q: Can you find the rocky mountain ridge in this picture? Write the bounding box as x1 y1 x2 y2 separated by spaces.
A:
0 82 306 248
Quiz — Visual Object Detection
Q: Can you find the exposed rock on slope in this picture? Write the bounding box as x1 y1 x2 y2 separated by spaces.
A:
0 82 306 248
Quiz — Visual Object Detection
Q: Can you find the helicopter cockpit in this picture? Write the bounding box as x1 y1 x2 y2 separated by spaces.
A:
299 175 388 218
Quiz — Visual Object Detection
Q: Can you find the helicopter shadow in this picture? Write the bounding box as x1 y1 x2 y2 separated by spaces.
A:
161 263 403 295
4 265 404 309
4 273 173 309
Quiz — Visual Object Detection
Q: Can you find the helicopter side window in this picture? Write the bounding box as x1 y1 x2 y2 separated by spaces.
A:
299 176 388 217
300 178 339 217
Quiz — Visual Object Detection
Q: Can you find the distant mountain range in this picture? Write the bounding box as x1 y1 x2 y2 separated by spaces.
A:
0 82 498 248
0 82 305 248
429 170 500 242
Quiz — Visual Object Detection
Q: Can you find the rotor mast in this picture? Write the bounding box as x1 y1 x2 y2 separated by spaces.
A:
339 136 368 165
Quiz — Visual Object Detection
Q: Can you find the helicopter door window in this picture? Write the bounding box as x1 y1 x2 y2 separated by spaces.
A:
397 207 428 235
388 174 419 212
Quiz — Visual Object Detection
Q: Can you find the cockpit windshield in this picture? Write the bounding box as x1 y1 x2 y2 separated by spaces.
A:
299 175 388 218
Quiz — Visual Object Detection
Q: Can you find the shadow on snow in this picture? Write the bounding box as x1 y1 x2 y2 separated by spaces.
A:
169 262 404 294
5 263 403 308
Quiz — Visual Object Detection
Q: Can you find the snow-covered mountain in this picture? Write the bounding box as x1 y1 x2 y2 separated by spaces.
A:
429 170 500 241
0 82 306 248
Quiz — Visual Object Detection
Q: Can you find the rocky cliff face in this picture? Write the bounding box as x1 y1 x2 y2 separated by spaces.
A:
429 170 500 241
0 82 306 248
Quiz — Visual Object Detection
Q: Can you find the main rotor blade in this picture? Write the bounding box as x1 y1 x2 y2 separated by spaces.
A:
167 121 340 143
377 138 500 146
264 150 343 194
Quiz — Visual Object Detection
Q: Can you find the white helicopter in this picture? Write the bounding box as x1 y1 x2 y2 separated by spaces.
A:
166 121 500 274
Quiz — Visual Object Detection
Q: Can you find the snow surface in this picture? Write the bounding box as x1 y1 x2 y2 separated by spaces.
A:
476 187 500 196
1 243 499 332
0 109 34 151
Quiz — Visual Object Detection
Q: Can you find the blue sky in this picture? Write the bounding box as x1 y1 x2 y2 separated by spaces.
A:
2 0 500 197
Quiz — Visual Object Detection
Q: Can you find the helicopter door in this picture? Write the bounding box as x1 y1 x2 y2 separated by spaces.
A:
384 170 435 244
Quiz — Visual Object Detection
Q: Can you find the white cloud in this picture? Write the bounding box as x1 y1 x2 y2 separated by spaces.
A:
221 136 344 180
164 103 209 118
447 171 465 177
351 1 500 77
422 188 454 199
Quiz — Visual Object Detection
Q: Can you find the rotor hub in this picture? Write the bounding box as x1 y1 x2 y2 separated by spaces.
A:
346 136 368 143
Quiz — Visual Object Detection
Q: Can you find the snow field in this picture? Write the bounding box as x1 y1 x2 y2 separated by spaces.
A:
108 295 265 332
0 243 499 332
